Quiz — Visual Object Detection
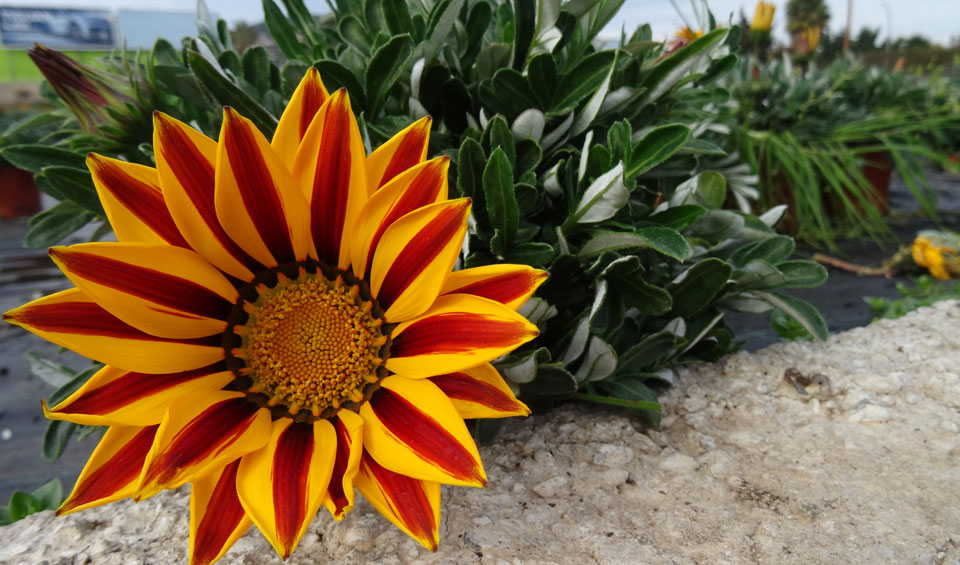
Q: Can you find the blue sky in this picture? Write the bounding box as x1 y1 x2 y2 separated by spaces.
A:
1 0 957 45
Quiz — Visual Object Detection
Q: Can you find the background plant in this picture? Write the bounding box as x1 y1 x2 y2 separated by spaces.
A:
7 0 827 444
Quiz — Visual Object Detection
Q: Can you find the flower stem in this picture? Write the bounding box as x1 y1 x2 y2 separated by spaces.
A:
572 392 661 411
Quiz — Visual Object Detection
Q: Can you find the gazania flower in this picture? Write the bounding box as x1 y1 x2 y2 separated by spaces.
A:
4 69 545 564
912 232 960 280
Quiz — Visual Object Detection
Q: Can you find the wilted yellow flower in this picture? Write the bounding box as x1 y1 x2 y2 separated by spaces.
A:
750 1 776 32
912 233 960 280
804 26 822 50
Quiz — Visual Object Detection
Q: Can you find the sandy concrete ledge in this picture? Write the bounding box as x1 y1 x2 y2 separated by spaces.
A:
2 301 959 565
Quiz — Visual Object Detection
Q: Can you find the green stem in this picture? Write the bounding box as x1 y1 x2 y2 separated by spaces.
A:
572 392 661 411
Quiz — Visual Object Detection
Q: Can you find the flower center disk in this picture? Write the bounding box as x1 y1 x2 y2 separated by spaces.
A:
237 270 387 418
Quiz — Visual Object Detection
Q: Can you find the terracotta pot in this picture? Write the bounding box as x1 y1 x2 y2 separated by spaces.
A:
0 166 41 218
857 150 892 216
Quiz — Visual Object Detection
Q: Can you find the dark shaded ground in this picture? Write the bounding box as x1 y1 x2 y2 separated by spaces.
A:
0 167 958 501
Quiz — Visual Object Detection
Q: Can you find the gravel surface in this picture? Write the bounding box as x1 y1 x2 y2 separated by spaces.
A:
3 301 959 565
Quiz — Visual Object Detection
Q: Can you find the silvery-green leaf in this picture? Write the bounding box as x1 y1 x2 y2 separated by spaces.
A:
572 161 627 223
543 161 562 196
512 108 545 142
680 311 724 354
536 0 561 37
22 351 74 388
663 317 686 337
554 225 570 255
759 204 788 227
479 107 489 129
719 294 774 314
588 278 608 326
577 130 593 182
410 57 425 97
599 86 634 114
754 291 829 341
575 337 618 382
517 297 558 326
537 26 562 51
501 347 550 384
560 316 590 364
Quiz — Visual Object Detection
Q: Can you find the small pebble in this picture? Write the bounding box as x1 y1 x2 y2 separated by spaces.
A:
592 444 635 467
0 428 11 441
848 403 891 423
532 476 569 498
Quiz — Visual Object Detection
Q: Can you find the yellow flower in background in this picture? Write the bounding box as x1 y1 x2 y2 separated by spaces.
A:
912 232 960 280
750 1 776 32
3 69 545 564
804 25 822 50
675 26 704 44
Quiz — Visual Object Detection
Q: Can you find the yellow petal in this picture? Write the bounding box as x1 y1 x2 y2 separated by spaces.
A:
366 116 432 192
57 425 158 516
429 363 530 419
214 108 310 268
439 264 548 311
49 242 238 339
291 89 368 269
359 375 485 487
3 288 224 374
272 67 329 170
154 111 258 281
87 153 189 247
136 391 271 500
351 157 450 279
321 409 364 520
369 199 471 322
44 364 234 427
236 418 336 559
386 294 539 379
189 460 252 565
355 450 441 551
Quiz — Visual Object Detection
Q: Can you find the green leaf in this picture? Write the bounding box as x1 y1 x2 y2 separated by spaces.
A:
730 235 795 267
313 61 367 110
24 201 94 249
187 50 278 137
527 52 558 108
8 492 41 522
513 0 536 69
48 366 99 407
734 260 786 289
43 419 77 461
667 258 733 318
520 364 578 397
424 0 464 59
553 50 616 112
35 166 103 215
682 138 726 156
492 68 540 112
483 148 518 256
594 377 661 415
507 242 554 266
0 145 85 173
30 479 63 510
486 115 516 170
609 274 672 316
647 205 706 230
639 27 727 102
476 43 513 81
775 260 829 289
242 46 272 94
339 15 371 56
280 0 320 41
753 291 829 341
626 124 691 178
456 138 486 200
570 162 627 224
365 34 414 116
383 0 414 35
463 1 493 63
262 0 307 59
618 331 677 373
578 227 690 261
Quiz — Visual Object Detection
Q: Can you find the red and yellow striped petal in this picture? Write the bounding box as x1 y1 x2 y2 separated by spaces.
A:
272 67 329 170
351 157 450 279
49 243 237 339
136 391 271 500
215 108 310 269
440 265 548 311
154 112 259 281
355 451 440 551
429 363 530 419
237 418 336 559
369 199 471 322
189 460 252 565
366 116 432 191
2 288 224 374
57 425 158 516
359 375 485 487
291 89 367 270
87 153 188 247
386 294 539 379
322 409 363 520
43 364 233 427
